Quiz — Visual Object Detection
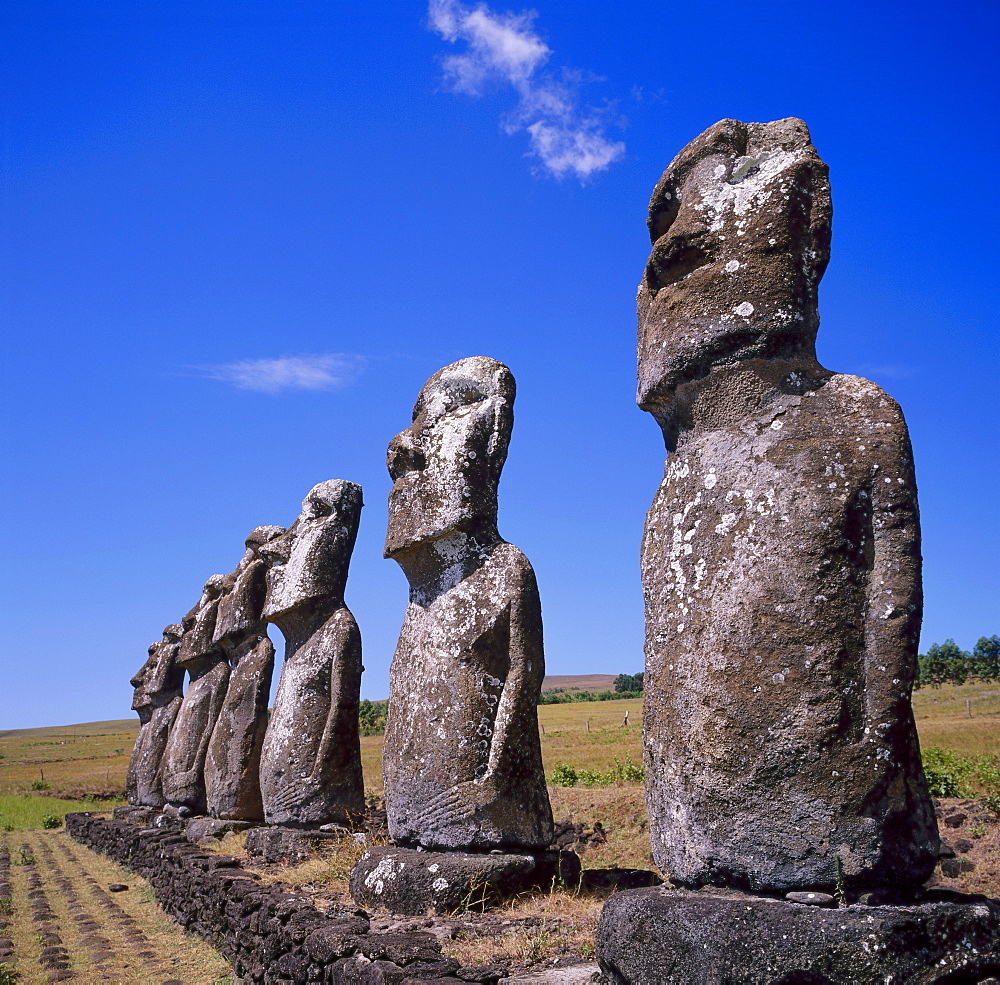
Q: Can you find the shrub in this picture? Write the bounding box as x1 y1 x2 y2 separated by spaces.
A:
548 758 644 788
41 814 63 829
30 780 50 791
549 763 578 787
921 747 1000 800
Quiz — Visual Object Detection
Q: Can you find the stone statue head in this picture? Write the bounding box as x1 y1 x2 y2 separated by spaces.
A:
261 480 363 623
176 575 227 669
384 357 514 558
637 117 832 413
213 525 286 650
130 623 184 714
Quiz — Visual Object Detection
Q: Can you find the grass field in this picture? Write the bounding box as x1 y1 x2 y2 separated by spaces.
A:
912 680 1000 756
1 680 995 825
0 679 995 982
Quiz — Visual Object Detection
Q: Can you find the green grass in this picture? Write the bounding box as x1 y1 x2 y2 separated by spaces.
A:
0 793 125 831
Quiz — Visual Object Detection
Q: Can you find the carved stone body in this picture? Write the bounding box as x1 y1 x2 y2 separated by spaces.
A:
637 119 937 893
161 576 230 812
204 525 285 821
127 624 185 807
259 481 365 826
382 358 552 851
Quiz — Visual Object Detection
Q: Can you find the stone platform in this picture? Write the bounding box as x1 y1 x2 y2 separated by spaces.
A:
244 825 358 863
596 884 1000 984
350 846 581 915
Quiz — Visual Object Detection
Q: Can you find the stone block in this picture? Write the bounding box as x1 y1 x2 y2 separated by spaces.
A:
596 885 1000 984
350 847 580 915
244 826 350 863
185 817 256 843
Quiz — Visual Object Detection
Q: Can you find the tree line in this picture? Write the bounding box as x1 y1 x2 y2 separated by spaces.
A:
915 636 999 688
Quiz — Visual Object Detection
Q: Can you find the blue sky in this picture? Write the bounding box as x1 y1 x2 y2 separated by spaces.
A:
2 0 997 730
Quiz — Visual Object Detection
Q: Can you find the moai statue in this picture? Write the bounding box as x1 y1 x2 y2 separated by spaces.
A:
595 118 999 985
126 624 185 807
203 525 285 821
258 481 365 826
633 117 939 892
161 575 231 813
381 357 552 852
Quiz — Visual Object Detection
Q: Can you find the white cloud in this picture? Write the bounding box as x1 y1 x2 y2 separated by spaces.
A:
427 0 625 181
855 363 918 380
199 354 363 394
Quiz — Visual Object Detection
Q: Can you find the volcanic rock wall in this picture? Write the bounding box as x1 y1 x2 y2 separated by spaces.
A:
66 812 500 984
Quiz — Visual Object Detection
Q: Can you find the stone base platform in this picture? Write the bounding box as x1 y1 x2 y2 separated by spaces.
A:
244 825 358 863
596 885 1000 984
350 846 581 915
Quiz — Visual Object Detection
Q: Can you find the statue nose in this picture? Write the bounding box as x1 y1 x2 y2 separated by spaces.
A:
260 531 293 566
387 430 426 481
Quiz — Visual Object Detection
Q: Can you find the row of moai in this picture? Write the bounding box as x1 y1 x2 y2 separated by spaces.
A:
126 354 555 883
127 480 364 826
125 117 1000 982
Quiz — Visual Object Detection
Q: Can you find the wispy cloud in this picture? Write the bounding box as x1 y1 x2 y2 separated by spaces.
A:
427 0 625 181
855 363 918 381
198 354 363 394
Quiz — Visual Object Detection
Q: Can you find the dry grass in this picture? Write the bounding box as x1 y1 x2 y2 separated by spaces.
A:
360 734 384 796
4 829 234 984
913 682 1000 756
243 830 387 910
443 889 601 969
0 721 136 799
548 786 653 872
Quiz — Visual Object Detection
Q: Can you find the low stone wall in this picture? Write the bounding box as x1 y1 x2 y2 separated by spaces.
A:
65 812 488 984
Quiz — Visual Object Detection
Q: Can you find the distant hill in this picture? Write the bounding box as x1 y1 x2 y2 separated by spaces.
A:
541 674 617 694
0 719 138 740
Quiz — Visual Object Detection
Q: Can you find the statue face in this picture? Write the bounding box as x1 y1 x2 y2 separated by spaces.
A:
637 118 831 411
384 357 514 558
176 576 226 668
130 643 159 714
262 480 362 621
131 624 184 711
213 526 285 647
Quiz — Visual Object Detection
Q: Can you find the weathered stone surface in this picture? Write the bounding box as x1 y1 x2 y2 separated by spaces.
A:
161 575 231 812
636 118 937 892
126 623 185 807
499 967 601 984
597 885 1000 984
382 357 552 852
244 826 349 863
204 525 285 821
259 480 365 826
185 818 255 843
578 869 661 892
350 847 580 916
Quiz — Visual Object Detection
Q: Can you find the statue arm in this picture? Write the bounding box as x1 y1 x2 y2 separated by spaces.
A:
311 611 363 782
485 556 545 781
862 413 922 729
